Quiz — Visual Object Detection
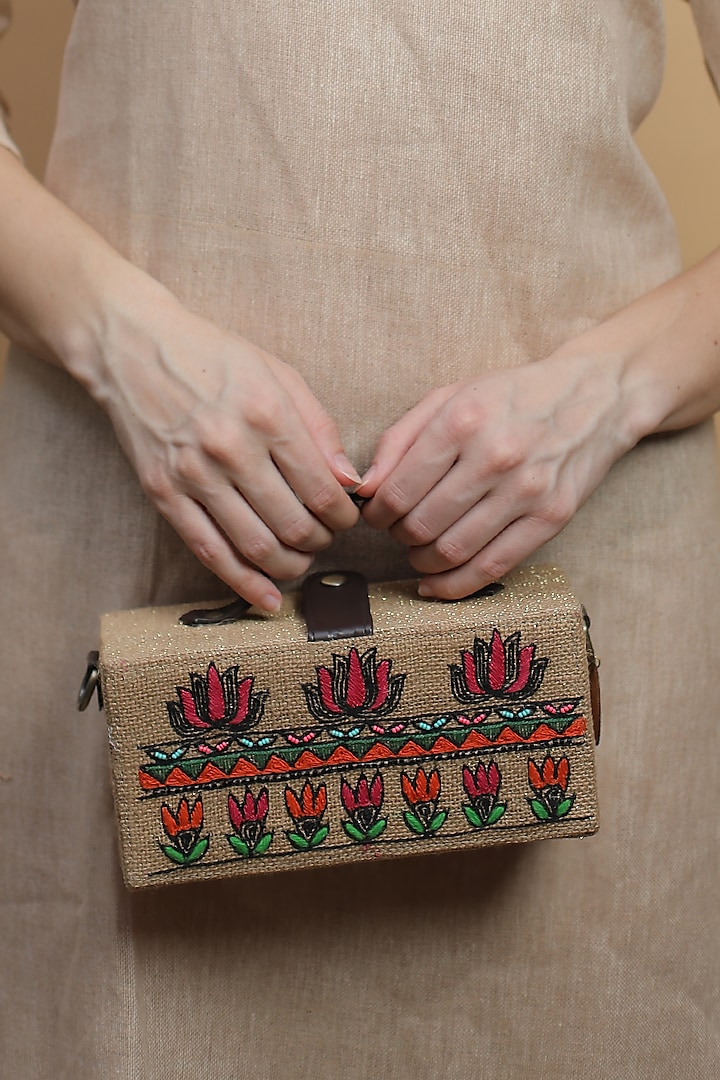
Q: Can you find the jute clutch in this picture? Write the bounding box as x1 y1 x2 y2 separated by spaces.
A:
79 566 600 889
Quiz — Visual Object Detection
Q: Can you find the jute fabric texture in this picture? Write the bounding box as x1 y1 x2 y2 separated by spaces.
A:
0 1 719 1077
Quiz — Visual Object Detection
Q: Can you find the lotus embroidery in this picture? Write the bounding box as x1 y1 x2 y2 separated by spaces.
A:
303 647 406 722
462 760 507 829
401 767 448 837
285 781 329 851
527 755 575 821
450 630 547 703
227 788 273 858
341 773 387 843
159 796 209 867
166 662 267 738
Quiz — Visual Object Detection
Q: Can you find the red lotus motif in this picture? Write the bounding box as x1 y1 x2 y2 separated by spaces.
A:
166 662 267 738
462 761 506 829
450 630 547 703
527 755 574 821
159 796 209 866
341 773 387 842
227 788 273 858
303 647 406 722
463 760 500 799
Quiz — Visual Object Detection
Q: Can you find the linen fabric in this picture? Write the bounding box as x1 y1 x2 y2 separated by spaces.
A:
1 1 719 1077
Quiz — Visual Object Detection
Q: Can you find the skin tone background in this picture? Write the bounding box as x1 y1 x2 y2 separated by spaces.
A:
0 0 719 377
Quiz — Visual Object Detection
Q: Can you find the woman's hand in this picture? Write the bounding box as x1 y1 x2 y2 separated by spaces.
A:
358 353 634 597
0 149 359 609
85 292 360 610
358 251 720 598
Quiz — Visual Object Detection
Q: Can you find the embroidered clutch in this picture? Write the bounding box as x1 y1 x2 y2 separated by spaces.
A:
80 566 600 888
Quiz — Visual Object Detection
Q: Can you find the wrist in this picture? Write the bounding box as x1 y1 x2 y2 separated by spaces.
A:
60 254 178 402
591 254 720 441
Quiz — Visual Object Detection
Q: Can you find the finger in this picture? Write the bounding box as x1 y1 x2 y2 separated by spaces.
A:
407 494 517 575
154 493 287 612
415 516 558 600
221 460 336 556
281 366 362 487
361 411 461 532
355 387 454 500
199 483 320 580
179 400 357 537
388 457 497 547
165 431 337 555
262 419 360 533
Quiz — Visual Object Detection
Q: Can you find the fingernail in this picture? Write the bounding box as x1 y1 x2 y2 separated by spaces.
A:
417 582 433 597
334 453 362 485
263 593 282 613
356 465 377 492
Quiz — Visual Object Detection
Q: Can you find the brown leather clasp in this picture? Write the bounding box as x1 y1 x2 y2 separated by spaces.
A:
302 571 373 642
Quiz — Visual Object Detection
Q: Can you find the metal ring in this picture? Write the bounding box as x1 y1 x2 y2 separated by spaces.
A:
77 652 101 712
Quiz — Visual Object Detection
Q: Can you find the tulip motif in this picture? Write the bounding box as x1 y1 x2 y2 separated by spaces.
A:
227 788 273 858
303 647 406 722
341 773 387 843
462 760 507 829
166 662 267 738
527 755 575 821
450 630 547 703
284 781 329 851
159 796 209 866
401 767 448 836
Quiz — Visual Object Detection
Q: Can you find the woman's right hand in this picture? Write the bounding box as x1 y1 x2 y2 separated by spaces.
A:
0 150 359 610
82 291 360 610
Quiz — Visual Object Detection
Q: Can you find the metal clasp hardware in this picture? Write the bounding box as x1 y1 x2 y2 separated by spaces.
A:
77 650 103 712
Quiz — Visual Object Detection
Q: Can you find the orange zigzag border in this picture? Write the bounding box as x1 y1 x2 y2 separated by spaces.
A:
138 716 587 791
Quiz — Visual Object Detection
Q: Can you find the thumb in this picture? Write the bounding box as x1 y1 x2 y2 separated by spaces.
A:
355 389 451 497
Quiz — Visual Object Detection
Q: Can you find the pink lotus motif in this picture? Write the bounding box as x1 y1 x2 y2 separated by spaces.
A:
166 662 267 738
303 647 406 722
462 761 506 829
227 788 273 858
450 630 547 703
341 773 386 842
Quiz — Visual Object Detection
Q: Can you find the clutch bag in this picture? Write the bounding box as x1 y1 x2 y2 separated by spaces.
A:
79 566 600 888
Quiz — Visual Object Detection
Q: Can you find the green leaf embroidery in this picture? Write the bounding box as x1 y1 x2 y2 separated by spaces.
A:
463 805 483 829
486 803 506 826
309 825 329 848
185 837 209 864
345 818 387 843
403 811 426 835
287 831 311 851
555 796 575 818
227 834 251 859
161 844 189 866
365 818 387 841
429 809 448 833
343 821 367 843
529 798 551 821
254 832 274 856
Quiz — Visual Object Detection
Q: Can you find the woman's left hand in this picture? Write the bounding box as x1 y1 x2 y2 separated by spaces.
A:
358 348 639 598
360 245 720 599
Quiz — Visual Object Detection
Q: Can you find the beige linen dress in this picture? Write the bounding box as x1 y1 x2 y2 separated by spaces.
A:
1 2 719 1076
